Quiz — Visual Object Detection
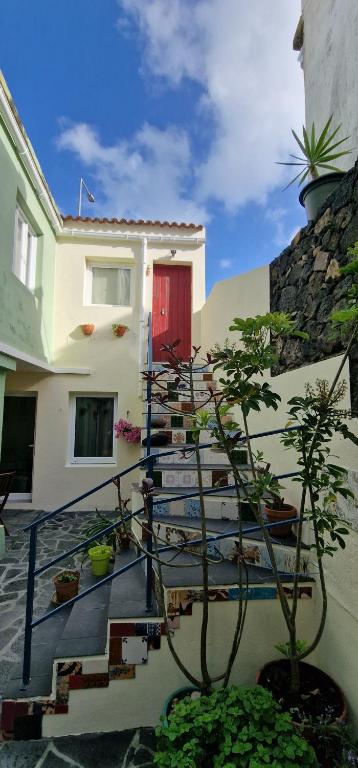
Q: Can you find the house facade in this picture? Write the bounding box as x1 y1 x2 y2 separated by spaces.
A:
0 73 205 510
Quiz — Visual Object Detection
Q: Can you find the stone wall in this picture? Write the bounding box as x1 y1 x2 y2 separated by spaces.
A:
270 160 358 413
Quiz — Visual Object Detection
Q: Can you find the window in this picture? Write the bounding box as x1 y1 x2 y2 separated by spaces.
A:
13 206 37 289
87 264 131 306
70 395 116 464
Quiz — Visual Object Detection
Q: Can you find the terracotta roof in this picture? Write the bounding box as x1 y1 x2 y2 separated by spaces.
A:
62 215 203 231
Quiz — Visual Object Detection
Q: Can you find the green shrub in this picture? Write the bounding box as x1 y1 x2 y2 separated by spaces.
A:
154 686 318 768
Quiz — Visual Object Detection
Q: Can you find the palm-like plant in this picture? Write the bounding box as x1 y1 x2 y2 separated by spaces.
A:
278 116 351 187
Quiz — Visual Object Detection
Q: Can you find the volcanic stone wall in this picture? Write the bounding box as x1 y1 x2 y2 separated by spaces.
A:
270 160 358 413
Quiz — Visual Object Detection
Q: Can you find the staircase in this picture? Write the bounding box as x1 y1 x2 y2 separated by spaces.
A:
0 366 315 741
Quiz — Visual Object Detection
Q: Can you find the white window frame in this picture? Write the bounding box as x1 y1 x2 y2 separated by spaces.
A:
69 393 118 465
84 262 133 307
12 206 37 290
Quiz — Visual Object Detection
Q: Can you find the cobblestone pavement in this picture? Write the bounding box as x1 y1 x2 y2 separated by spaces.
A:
0 728 156 767
0 510 109 694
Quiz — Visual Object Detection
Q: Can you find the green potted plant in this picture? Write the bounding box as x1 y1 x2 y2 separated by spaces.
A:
53 570 80 603
154 685 317 767
264 493 297 538
88 544 112 577
277 116 351 221
112 322 129 337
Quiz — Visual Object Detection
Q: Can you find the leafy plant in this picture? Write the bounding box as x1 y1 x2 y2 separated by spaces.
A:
299 718 358 768
276 640 308 659
56 572 78 583
277 116 351 187
331 242 358 333
154 686 317 767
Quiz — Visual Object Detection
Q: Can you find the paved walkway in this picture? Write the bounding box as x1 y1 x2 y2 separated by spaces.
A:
0 510 108 695
0 728 155 767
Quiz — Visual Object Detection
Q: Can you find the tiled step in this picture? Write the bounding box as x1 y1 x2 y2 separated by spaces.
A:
140 445 248 468
132 514 312 577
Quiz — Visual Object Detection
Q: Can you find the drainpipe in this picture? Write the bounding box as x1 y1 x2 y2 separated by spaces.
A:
138 236 148 392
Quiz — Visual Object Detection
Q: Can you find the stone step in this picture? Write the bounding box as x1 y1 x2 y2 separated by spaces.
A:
132 514 312 577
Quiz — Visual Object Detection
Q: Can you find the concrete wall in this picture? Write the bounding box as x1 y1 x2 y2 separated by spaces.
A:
0 117 57 363
201 264 358 726
302 0 358 171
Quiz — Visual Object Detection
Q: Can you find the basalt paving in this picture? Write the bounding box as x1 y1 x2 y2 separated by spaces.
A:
0 510 112 696
0 728 156 767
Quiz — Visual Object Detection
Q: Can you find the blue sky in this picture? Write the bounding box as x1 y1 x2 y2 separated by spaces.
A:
1 0 305 294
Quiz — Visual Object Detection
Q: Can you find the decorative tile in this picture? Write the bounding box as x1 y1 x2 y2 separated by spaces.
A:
57 661 82 677
181 402 194 413
201 471 212 487
135 622 148 636
185 430 195 443
109 664 136 681
13 714 42 741
109 637 122 664
154 501 170 517
299 586 312 599
82 658 109 675
159 452 174 464
171 415 184 428
153 470 163 487
183 415 194 429
1 701 16 733
212 470 228 487
110 622 135 637
203 373 213 381
54 704 69 714
167 615 180 630
172 430 186 444
69 673 109 690
122 636 148 665
179 470 196 487
162 470 179 487
41 702 56 715
56 677 70 705
185 499 200 518
241 543 261 565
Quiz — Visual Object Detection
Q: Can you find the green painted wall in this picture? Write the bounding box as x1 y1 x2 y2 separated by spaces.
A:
0 353 16 460
0 117 57 363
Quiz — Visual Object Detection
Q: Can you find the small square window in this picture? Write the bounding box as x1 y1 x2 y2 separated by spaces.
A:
88 265 131 306
70 395 117 464
13 206 37 290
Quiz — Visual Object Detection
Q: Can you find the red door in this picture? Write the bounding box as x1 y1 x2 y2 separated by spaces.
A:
152 265 192 362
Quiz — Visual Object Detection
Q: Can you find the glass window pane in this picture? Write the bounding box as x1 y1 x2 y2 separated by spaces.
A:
92 267 130 305
74 397 114 458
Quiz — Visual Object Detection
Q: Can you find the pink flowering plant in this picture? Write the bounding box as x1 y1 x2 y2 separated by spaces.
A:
114 418 141 444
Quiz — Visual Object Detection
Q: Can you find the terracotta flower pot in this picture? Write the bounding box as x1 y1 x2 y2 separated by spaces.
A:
264 503 297 538
53 570 80 603
113 325 128 337
81 323 95 336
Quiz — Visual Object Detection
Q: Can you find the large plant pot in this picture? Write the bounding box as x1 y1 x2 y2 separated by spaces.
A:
53 570 80 603
299 172 345 222
162 687 201 722
88 545 112 577
264 503 297 538
257 660 347 725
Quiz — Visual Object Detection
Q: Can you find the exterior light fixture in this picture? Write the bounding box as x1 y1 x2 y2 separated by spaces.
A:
78 178 95 216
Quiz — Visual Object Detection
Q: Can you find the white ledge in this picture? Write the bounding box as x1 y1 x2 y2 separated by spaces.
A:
0 341 90 374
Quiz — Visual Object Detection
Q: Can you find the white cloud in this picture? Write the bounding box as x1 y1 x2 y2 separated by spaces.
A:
119 0 304 210
219 258 232 269
57 1 304 221
56 121 207 223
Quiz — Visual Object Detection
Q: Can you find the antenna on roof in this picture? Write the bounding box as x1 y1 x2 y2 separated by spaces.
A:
78 178 95 217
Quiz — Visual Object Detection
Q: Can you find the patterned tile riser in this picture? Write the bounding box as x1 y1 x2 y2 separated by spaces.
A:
140 447 248 466
149 401 216 414
151 522 312 575
151 497 243 520
150 468 234 489
0 621 163 741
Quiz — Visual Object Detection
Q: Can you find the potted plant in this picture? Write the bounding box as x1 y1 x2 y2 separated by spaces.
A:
277 116 351 221
53 570 80 603
114 418 141 444
264 491 297 538
155 685 317 767
112 323 128 337
88 544 112 577
81 323 95 336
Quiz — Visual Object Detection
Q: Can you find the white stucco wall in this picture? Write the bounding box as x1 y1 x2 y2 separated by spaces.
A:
43 595 315 737
201 264 358 727
5 224 205 511
302 0 358 171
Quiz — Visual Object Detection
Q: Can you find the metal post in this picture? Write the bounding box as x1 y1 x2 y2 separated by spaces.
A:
22 525 37 688
145 314 154 612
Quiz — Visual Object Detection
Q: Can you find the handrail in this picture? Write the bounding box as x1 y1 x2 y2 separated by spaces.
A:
30 514 302 631
24 425 304 532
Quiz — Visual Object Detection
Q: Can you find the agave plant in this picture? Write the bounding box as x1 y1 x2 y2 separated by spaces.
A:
278 116 351 187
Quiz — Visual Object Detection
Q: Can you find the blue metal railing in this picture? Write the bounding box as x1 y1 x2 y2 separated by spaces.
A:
20 314 305 687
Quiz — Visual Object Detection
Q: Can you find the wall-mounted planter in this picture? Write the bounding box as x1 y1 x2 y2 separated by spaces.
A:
81 323 95 336
299 172 345 222
112 324 129 338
